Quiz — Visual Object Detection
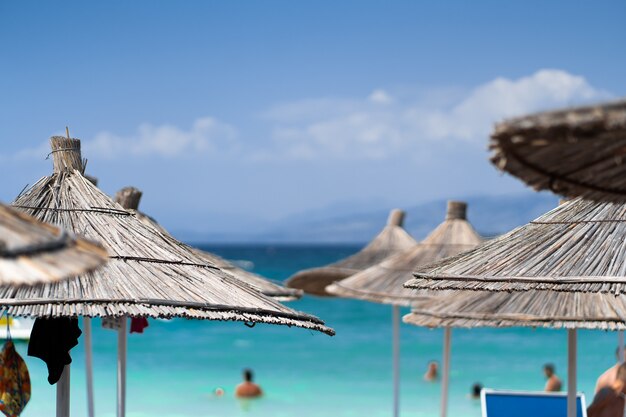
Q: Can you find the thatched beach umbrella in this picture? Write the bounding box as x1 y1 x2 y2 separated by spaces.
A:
0 203 106 285
286 209 417 296
8 136 334 417
124 187 302 301
327 201 482 417
490 99 626 203
405 197 626 417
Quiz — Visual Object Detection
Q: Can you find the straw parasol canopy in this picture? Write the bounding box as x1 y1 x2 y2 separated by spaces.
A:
490 99 626 203
404 290 626 330
286 209 417 296
405 197 626 294
0 203 107 285
5 136 333 335
116 186 303 301
402 198 626 417
327 201 482 306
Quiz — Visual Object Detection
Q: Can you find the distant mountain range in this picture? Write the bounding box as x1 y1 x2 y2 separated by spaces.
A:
173 192 559 244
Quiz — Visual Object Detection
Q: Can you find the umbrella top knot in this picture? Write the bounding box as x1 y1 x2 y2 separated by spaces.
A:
50 136 84 174
446 201 467 220
115 187 143 210
387 209 405 227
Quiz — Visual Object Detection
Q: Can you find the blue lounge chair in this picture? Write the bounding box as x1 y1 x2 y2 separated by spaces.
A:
481 389 587 417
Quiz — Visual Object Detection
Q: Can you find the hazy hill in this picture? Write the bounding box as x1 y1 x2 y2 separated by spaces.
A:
175 192 559 244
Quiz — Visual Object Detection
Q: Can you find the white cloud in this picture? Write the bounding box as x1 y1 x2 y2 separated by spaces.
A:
263 69 611 160
9 117 240 161
417 70 607 141
6 69 612 164
85 117 239 158
368 89 393 105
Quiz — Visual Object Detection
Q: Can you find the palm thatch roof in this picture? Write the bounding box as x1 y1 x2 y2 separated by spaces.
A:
405 197 626 294
5 136 333 335
115 186 302 302
490 99 626 203
285 209 417 296
403 290 626 331
327 202 482 306
0 203 107 285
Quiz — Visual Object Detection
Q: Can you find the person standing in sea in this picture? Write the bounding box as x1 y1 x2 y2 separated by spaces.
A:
423 361 439 381
235 369 263 398
543 364 562 392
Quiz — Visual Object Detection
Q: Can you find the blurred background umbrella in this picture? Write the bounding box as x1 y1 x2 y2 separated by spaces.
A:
327 201 482 417
286 209 417 296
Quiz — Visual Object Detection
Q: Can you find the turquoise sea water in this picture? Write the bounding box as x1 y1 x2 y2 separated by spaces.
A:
15 244 619 417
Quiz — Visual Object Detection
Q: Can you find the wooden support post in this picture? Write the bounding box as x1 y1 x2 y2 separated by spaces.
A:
567 329 577 417
392 305 400 417
84 318 95 417
56 365 71 417
440 328 452 417
117 318 127 417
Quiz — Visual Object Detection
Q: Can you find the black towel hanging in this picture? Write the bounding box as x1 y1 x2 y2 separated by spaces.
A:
27 318 81 385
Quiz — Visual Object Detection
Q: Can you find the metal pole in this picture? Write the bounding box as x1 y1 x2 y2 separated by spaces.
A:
117 317 127 417
56 364 70 417
440 327 451 417
392 305 400 417
619 331 625 362
567 329 577 417
84 318 95 417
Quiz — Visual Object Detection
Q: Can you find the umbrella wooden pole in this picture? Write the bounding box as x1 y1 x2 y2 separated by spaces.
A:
84 318 95 417
56 365 71 417
113 187 140 417
440 327 451 417
619 331 625 362
392 305 400 417
117 318 127 417
567 329 577 417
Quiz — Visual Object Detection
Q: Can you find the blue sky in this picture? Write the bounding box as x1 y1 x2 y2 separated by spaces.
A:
1 1 625 235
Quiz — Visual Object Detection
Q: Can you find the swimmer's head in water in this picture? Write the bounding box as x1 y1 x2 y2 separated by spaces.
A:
428 361 438 370
543 363 555 377
471 383 483 397
243 368 254 382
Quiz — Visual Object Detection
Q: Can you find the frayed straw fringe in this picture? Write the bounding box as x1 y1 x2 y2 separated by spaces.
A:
286 210 417 296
